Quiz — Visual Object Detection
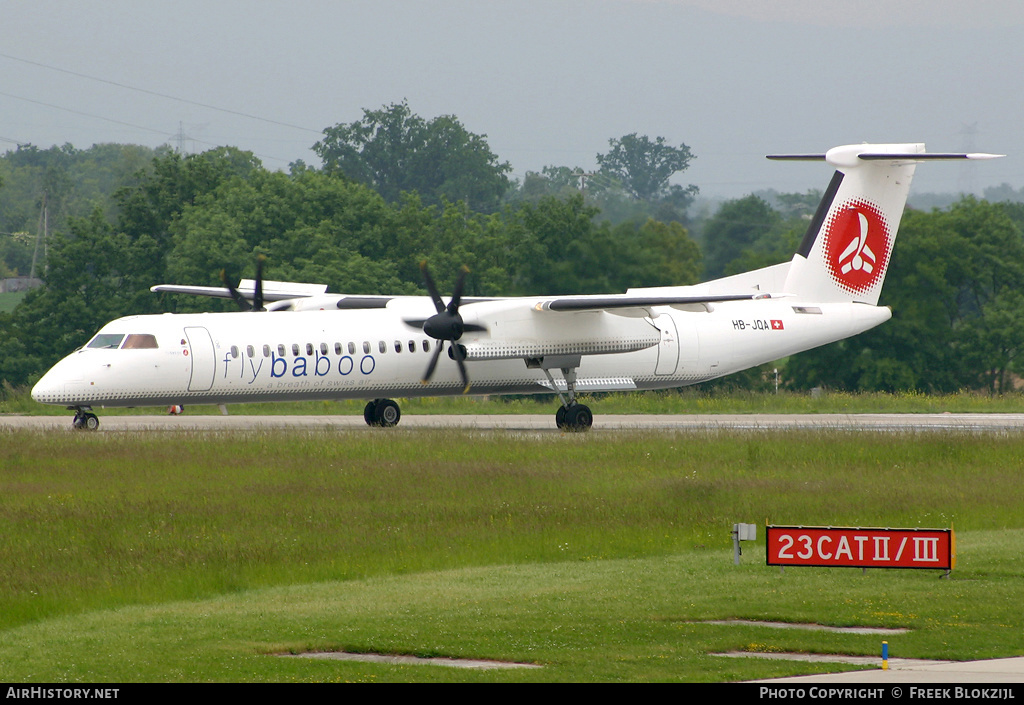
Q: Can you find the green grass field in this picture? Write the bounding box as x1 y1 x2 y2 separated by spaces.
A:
1 427 1022 682
0 290 27 314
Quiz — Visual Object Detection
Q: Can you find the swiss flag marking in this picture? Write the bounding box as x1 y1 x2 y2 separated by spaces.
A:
771 320 784 330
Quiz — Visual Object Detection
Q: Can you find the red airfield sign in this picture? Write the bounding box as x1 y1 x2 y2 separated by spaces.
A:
766 526 955 570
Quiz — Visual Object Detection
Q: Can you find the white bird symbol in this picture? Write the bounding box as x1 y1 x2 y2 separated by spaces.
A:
838 211 875 274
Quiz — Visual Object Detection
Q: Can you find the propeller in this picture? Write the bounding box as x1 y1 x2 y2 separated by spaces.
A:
220 255 266 312
411 262 486 393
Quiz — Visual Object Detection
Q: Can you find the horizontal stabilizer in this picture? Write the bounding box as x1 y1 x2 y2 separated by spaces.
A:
857 152 1005 161
768 147 1004 167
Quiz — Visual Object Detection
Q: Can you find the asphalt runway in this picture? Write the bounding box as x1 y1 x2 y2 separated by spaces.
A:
5 412 1024 432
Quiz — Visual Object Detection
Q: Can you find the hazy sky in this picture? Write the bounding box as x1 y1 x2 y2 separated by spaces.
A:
2 0 1023 198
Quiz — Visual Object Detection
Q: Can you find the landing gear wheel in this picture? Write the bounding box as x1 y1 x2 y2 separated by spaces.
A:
72 410 99 431
363 401 378 426
364 399 401 427
567 404 593 431
556 403 592 432
375 399 401 427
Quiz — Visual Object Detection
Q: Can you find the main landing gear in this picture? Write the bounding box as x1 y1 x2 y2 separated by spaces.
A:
364 398 401 427
533 356 593 432
71 407 100 431
555 401 593 431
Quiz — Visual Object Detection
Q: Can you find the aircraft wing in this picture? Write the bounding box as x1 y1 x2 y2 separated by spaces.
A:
151 276 772 315
150 279 329 302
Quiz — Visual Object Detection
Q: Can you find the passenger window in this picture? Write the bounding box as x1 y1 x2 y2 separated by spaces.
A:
292 344 300 356
306 343 314 355
264 344 271 357
423 340 430 353
349 342 356 355
278 344 286 357
409 341 416 353
121 334 158 349
394 341 402 353
335 342 343 355
378 341 387 354
363 341 370 354
247 345 254 358
320 343 328 355
230 345 239 359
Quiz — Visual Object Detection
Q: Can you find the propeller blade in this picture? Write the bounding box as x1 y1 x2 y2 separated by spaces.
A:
451 341 471 393
220 256 268 312
220 269 253 311
421 344 444 384
404 319 487 333
448 265 469 313
419 261 446 314
252 255 266 312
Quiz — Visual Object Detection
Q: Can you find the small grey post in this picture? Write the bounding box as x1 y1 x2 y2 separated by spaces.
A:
732 523 757 565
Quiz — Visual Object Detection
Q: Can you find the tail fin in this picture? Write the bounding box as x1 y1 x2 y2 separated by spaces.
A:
773 143 1002 305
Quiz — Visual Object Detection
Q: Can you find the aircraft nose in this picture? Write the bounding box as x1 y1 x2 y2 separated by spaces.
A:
31 373 60 405
31 358 83 406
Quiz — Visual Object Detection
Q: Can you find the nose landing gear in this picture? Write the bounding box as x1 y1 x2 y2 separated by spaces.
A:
71 407 100 431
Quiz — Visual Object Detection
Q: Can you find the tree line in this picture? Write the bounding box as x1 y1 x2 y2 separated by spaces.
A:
2 102 1024 396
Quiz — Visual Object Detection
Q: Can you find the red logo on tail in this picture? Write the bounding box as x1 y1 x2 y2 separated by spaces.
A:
822 200 891 295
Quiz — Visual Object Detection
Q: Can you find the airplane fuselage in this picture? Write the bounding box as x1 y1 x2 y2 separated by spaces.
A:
31 296 890 409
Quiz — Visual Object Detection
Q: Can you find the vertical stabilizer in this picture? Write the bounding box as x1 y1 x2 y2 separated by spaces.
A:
772 144 1001 305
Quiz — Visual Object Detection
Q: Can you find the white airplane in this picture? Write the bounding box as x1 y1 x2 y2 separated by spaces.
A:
31 143 1001 430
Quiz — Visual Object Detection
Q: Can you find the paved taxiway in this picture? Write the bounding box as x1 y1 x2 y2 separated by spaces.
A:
754 656 1024 684
4 412 1024 432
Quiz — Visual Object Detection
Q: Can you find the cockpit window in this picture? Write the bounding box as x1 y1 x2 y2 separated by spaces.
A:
122 334 159 349
87 333 125 349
